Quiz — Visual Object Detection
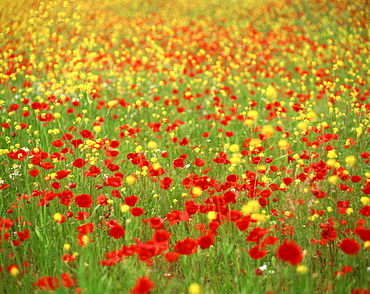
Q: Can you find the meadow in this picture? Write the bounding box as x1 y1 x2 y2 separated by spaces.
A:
0 0 369 293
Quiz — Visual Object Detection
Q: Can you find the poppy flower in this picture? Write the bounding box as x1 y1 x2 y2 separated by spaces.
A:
62 254 76 262
164 252 179 263
173 158 185 169
125 195 139 206
339 238 361 256
104 176 123 187
160 177 173 190
276 240 303 266
109 225 125 239
72 158 87 168
29 169 40 177
131 207 145 217
174 238 198 255
198 235 214 249
152 229 171 242
75 194 93 208
248 245 268 260
130 276 155 294
61 273 76 288
149 217 164 230
77 223 94 234
246 227 270 244
359 206 370 217
193 158 204 167
236 216 251 231
34 276 60 291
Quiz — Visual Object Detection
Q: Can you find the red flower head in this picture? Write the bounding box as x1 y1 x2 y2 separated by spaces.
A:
75 194 93 208
276 240 303 266
174 238 198 255
131 276 155 294
339 238 361 256
72 158 87 168
164 252 179 263
149 217 164 230
198 235 214 249
173 158 185 169
249 245 268 260
109 225 125 239
125 195 139 206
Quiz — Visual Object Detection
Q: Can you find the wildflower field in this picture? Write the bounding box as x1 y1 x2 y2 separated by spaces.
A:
0 0 369 293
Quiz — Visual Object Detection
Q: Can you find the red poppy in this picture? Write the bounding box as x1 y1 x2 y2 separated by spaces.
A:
71 139 84 148
125 195 139 206
351 288 370 294
198 235 214 249
248 245 268 260
174 238 198 255
34 276 60 291
55 169 71 179
109 225 125 239
164 252 179 263
62 254 76 262
152 229 171 242
283 177 293 186
193 158 204 167
77 223 94 234
246 227 270 244
261 236 279 248
97 194 108 206
61 273 76 288
75 194 93 208
276 240 303 266
104 176 122 187
29 169 40 177
359 206 370 217
72 158 87 168
84 166 101 177
130 276 155 294
173 158 185 169
223 190 238 204
160 177 173 190
236 216 251 231
339 238 361 256
212 152 231 164
131 207 145 217
149 217 164 230
79 129 94 139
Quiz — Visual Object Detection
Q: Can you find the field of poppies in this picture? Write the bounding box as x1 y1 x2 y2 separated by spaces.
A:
0 0 369 293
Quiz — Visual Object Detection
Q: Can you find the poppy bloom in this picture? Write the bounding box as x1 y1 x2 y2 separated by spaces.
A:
359 206 370 217
75 194 93 208
193 158 204 167
62 254 76 262
72 158 87 168
34 276 60 291
61 273 76 288
164 252 179 263
125 195 139 206
276 240 303 266
130 276 155 294
77 223 94 234
130 207 145 217
29 169 40 177
236 216 251 232
174 238 198 255
149 217 164 230
198 235 214 249
109 225 125 239
339 238 361 256
152 229 171 243
248 245 268 260
173 158 185 169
